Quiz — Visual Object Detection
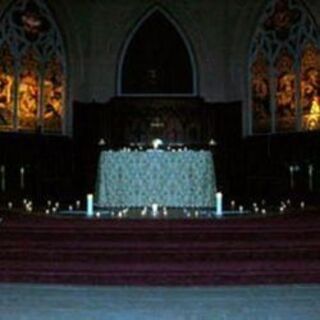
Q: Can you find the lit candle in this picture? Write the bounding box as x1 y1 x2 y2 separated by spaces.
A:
215 192 223 216
239 205 244 213
289 165 294 190
0 165 5 192
141 206 147 217
20 167 25 190
300 201 305 210
86 194 94 217
163 207 168 217
308 165 313 192
230 200 235 211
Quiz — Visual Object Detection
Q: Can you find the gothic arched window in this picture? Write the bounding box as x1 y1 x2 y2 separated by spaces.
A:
249 0 320 134
0 0 66 134
119 9 196 95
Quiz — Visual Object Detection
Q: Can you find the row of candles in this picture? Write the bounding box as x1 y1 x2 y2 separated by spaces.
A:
2 193 306 218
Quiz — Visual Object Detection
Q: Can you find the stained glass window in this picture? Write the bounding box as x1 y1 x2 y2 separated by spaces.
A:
0 0 66 134
0 44 14 128
249 0 320 134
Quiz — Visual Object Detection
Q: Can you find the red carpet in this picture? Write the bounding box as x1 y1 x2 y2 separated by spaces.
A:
0 211 320 285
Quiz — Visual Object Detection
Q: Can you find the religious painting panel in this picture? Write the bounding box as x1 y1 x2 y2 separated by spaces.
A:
43 57 64 133
0 45 14 129
18 50 39 131
300 42 320 131
275 49 296 132
251 52 271 133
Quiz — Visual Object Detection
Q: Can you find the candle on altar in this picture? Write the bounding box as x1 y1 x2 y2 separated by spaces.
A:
86 194 94 217
0 165 5 192
215 192 223 216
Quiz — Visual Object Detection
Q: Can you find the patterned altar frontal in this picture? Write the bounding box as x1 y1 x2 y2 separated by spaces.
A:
95 150 216 208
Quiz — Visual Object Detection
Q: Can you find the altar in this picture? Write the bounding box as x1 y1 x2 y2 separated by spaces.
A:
95 149 216 208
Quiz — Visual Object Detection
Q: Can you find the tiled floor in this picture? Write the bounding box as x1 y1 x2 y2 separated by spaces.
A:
0 283 319 319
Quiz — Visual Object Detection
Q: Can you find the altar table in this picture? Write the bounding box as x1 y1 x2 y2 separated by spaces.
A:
95 150 216 208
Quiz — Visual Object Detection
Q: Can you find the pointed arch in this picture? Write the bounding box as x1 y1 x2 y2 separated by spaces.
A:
0 0 67 134
248 0 320 134
117 6 198 96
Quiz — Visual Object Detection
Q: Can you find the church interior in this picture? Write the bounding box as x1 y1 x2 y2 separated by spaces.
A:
1 0 320 319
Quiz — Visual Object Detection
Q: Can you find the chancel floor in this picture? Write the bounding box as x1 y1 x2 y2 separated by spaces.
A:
0 283 319 320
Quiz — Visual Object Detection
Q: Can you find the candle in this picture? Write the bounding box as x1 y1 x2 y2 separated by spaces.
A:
20 167 25 190
308 165 313 192
300 201 305 210
239 205 244 213
86 194 94 217
230 200 235 211
215 192 223 216
152 203 158 217
76 200 81 209
0 165 5 192
289 165 294 190
141 207 147 217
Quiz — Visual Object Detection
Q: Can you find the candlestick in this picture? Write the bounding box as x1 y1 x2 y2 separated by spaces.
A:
308 164 314 192
289 165 294 190
215 192 223 216
86 194 94 217
0 165 5 192
20 167 25 190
